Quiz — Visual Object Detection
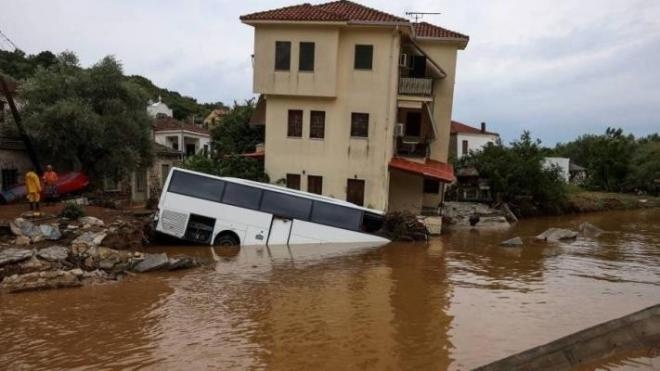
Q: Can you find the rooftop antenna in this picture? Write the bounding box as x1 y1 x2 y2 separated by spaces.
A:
405 11 441 22
0 29 19 51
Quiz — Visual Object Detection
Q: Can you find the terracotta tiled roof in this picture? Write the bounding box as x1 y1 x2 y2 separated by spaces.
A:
315 0 408 23
451 120 498 136
153 117 210 135
413 22 469 40
389 157 455 183
241 1 408 24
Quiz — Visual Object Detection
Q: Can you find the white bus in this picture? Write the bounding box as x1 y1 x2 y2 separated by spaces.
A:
156 168 390 247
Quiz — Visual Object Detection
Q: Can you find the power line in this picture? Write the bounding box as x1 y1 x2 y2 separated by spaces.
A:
0 29 19 51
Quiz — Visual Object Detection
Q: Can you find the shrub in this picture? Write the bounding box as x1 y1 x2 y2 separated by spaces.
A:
60 202 85 219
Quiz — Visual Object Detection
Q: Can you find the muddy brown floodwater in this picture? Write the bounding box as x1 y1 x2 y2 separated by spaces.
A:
1 209 659 370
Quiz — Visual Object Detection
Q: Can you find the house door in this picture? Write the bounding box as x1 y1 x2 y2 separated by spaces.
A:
267 216 292 246
132 170 148 203
411 55 426 78
346 179 365 206
405 112 422 137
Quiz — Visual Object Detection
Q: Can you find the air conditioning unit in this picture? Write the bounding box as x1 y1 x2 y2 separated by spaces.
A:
394 123 405 137
399 53 408 68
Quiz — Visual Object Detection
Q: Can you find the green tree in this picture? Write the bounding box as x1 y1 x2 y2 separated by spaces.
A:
210 99 262 156
183 154 268 183
554 127 636 191
20 53 154 180
459 132 567 216
625 135 660 194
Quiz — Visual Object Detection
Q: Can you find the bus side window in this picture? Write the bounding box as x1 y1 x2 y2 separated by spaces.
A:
311 202 362 231
169 171 225 202
222 183 262 210
260 191 312 220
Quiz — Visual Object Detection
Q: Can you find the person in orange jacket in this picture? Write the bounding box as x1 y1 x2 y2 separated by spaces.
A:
25 168 41 211
42 165 59 204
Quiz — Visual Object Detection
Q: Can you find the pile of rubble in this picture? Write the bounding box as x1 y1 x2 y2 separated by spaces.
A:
499 222 605 248
0 215 198 293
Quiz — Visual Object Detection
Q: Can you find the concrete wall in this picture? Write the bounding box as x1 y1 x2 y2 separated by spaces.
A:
262 26 400 210
154 131 210 155
253 24 340 98
543 157 570 182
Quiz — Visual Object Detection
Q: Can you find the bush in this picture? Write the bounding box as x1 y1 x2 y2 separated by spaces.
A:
60 203 85 219
458 132 567 217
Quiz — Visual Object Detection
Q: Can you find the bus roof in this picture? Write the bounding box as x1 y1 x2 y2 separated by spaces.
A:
171 167 385 215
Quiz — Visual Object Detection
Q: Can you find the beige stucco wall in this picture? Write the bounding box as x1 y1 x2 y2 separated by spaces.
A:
253 24 340 98
262 26 400 210
416 40 459 163
388 169 423 213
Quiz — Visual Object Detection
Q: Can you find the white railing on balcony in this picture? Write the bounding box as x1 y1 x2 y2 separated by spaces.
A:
398 77 433 96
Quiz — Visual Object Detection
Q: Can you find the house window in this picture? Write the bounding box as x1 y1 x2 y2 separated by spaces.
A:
346 179 365 206
287 110 303 137
275 41 291 71
354 45 373 70
350 113 369 138
286 173 301 190
310 111 325 139
299 42 315 72
423 178 440 194
308 175 323 195
462 140 469 155
161 164 170 185
1 169 18 191
185 143 196 157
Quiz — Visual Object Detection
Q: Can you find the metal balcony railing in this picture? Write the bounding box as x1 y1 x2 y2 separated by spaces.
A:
398 77 433 96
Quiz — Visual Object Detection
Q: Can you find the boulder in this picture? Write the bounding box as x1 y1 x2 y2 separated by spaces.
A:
168 256 198 271
78 216 104 227
37 246 70 262
421 216 443 236
15 235 31 246
0 269 83 293
132 253 169 273
92 233 107 246
579 222 604 237
10 218 42 238
39 224 62 241
536 228 579 242
501 237 524 247
0 248 33 267
71 232 107 255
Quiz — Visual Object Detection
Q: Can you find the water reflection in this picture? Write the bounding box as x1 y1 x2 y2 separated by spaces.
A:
0 209 658 370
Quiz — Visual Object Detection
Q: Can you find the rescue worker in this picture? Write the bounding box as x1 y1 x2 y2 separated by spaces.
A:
42 165 59 204
25 168 41 211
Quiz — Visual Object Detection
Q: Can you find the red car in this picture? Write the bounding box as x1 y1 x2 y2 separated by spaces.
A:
0 171 89 204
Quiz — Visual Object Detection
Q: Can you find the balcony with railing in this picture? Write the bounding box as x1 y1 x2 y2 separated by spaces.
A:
398 77 433 96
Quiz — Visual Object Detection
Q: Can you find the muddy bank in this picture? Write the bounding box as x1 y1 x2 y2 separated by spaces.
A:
565 191 660 213
0 206 199 293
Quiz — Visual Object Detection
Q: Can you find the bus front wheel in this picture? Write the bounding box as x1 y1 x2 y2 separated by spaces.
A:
214 232 240 247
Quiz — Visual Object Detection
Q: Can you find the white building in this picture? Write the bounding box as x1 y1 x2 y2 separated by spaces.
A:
450 121 499 159
147 96 174 118
543 157 571 182
153 117 211 158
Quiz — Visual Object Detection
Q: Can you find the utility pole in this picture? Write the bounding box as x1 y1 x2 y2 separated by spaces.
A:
0 29 19 51
405 11 442 22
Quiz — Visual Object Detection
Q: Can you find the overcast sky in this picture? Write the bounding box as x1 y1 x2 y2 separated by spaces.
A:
2 0 659 145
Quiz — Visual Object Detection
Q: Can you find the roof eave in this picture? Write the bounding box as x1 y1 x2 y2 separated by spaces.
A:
415 36 470 50
241 19 348 26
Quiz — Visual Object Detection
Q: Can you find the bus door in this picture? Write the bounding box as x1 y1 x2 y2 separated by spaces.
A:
267 216 292 246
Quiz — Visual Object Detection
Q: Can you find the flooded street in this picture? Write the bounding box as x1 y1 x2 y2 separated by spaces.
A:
1 209 659 370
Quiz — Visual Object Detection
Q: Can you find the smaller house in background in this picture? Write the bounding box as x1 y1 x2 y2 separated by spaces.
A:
147 96 173 118
153 116 211 158
203 107 230 129
450 121 499 159
569 162 587 184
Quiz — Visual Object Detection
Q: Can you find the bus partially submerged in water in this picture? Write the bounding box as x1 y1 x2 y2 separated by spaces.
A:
156 168 389 247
